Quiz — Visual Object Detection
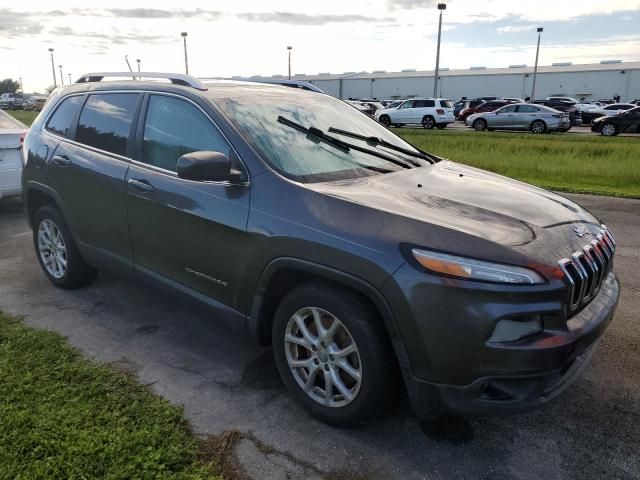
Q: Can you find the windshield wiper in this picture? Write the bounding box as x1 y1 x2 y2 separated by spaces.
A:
277 116 414 170
327 127 436 165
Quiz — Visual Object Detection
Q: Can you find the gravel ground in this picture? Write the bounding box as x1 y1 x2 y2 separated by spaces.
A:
0 193 638 480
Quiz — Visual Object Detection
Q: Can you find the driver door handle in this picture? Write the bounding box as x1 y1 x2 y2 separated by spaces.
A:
127 178 155 193
53 155 72 167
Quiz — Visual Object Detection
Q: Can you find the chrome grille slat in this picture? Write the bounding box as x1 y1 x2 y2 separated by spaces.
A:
558 226 615 314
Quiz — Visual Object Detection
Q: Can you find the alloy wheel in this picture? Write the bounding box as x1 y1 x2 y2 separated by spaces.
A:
531 120 545 134
473 119 487 131
37 219 67 279
422 117 435 129
284 307 362 408
601 124 616 136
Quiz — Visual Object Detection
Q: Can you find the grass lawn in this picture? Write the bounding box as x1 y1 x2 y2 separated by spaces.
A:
0 312 223 479
396 129 640 198
6 109 39 127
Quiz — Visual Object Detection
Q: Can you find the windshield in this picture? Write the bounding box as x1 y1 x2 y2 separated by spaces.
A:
213 87 424 182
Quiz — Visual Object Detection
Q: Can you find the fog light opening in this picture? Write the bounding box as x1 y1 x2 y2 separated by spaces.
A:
488 315 544 343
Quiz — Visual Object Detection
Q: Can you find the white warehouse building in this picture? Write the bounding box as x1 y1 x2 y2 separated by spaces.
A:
244 61 640 102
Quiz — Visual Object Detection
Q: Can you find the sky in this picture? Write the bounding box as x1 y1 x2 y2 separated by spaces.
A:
1 0 639 92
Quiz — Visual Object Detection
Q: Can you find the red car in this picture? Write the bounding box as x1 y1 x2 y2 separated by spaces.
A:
459 100 517 122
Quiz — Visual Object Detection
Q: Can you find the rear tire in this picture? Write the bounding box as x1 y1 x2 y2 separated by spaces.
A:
530 120 546 134
379 115 391 127
422 116 435 129
272 282 394 427
33 206 97 289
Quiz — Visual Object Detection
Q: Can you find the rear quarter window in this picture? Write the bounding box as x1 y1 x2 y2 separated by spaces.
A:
45 95 84 137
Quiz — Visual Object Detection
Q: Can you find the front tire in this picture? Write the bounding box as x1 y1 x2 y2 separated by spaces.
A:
379 115 391 127
473 118 487 131
33 206 97 289
272 283 394 427
601 123 617 136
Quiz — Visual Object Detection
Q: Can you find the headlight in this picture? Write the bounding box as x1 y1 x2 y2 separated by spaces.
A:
411 249 545 285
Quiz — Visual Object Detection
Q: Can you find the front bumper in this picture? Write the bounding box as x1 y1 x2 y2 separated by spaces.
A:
385 266 619 417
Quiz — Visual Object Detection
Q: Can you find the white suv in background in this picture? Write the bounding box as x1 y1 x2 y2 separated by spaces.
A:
375 98 455 129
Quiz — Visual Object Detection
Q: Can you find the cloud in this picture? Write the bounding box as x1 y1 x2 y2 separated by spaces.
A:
0 8 44 38
237 11 392 25
497 25 535 33
48 26 171 45
105 8 222 19
386 0 440 10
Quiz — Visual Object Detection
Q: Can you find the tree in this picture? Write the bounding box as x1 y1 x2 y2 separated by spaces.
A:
0 78 21 94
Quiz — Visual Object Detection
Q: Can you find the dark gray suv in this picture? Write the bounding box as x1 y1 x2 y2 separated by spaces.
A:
22 72 619 427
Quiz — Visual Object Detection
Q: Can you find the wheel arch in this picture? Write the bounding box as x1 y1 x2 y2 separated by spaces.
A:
25 183 64 228
249 257 411 370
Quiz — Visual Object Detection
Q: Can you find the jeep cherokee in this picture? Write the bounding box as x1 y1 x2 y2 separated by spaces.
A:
22 72 619 427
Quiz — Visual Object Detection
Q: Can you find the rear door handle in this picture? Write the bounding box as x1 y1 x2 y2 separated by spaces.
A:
53 155 72 167
127 178 155 193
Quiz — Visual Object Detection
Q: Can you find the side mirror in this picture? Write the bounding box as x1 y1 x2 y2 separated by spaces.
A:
176 151 243 183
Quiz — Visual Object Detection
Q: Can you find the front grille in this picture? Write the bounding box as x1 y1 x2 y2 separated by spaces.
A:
558 226 616 313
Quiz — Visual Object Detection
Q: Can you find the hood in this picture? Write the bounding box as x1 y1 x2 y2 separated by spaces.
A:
375 107 396 117
307 161 598 249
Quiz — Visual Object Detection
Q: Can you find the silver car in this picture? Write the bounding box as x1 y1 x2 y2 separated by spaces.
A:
466 103 571 133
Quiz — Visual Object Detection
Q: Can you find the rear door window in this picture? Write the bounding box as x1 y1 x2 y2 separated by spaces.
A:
517 105 539 113
45 95 84 137
141 94 231 172
75 93 139 156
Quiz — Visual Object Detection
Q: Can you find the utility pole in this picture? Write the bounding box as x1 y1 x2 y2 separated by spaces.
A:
49 48 57 88
68 73 72 84
59 65 64 86
181 32 189 74
136 59 141 73
433 3 446 98
287 46 292 80
531 27 544 100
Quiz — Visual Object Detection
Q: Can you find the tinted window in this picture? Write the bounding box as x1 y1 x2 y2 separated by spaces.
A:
517 105 539 113
499 105 518 113
142 95 231 172
46 95 84 137
439 100 453 108
76 94 139 156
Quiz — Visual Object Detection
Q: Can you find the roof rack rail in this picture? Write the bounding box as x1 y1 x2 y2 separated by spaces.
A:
75 72 207 91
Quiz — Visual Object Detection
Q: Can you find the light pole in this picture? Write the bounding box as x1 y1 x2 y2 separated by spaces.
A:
181 32 189 75
287 46 292 80
68 73 72 84
48 48 57 88
136 58 141 73
18 77 23 93
531 27 543 100
433 3 446 98
58 65 64 86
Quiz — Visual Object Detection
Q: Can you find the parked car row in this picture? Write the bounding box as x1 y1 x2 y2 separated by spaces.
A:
0 93 48 111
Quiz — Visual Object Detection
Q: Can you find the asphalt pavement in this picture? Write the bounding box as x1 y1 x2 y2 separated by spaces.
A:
0 193 638 480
